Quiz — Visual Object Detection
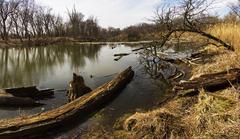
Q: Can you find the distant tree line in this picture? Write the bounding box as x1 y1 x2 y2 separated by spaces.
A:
0 0 104 42
0 0 240 45
105 23 159 41
0 0 157 43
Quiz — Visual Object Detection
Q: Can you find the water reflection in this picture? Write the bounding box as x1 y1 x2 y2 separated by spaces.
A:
0 45 102 88
139 47 177 81
0 44 175 137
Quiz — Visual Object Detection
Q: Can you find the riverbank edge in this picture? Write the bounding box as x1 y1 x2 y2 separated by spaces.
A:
0 37 156 48
111 47 240 138
80 45 240 138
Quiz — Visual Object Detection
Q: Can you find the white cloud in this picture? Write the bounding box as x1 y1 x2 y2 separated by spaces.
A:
35 0 162 28
35 0 236 28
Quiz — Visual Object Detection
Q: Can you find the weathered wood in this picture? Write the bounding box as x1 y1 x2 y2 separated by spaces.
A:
173 68 240 93
67 73 92 102
5 86 39 98
0 67 134 138
4 87 54 100
0 87 53 107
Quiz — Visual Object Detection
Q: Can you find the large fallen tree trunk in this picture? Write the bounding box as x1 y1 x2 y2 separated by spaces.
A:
173 68 240 93
0 67 134 138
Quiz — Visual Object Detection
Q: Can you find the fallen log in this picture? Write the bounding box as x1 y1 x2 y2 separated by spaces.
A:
173 68 240 93
168 70 185 80
0 67 134 138
114 53 130 57
132 47 145 52
4 86 54 100
114 56 124 61
114 53 131 61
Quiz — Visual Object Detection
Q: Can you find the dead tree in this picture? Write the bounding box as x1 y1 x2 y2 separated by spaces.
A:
154 0 234 51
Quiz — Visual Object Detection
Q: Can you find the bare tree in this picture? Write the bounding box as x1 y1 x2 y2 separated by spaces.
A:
42 8 54 37
230 0 240 18
33 6 45 37
19 0 32 39
67 6 84 37
0 0 20 40
154 0 234 50
52 15 65 37
84 16 99 40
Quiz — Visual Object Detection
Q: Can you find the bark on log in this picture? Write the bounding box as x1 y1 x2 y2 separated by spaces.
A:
173 68 240 93
0 67 134 138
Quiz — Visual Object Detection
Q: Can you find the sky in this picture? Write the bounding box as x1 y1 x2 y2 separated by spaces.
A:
35 0 238 29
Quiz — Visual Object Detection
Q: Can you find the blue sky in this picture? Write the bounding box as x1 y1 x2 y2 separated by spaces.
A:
35 0 238 28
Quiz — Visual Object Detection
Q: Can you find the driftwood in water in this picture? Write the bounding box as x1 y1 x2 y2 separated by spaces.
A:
0 87 53 107
114 56 124 61
114 53 130 61
156 52 184 64
0 67 134 138
0 92 43 107
114 53 130 57
173 68 240 93
132 47 145 52
4 86 54 100
168 70 185 80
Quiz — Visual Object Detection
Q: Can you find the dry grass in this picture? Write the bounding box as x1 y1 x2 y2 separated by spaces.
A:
208 22 240 52
81 23 240 138
184 89 240 138
182 23 240 138
191 22 240 78
119 88 240 138
120 96 196 139
191 51 240 79
123 108 186 139
114 23 240 139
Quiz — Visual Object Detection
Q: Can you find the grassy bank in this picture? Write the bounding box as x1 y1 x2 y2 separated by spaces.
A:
98 23 240 139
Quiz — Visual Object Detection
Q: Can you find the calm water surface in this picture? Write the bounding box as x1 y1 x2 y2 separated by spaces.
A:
0 43 194 137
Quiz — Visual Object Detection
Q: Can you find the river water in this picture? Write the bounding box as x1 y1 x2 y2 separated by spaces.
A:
0 43 197 138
